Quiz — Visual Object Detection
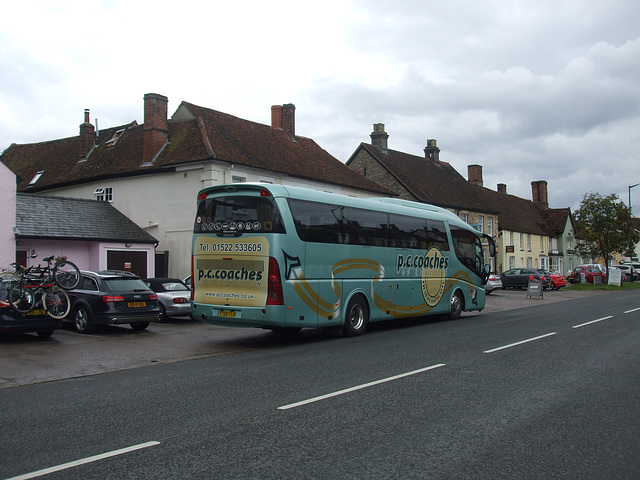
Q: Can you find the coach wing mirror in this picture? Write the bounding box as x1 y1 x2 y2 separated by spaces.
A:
483 234 496 257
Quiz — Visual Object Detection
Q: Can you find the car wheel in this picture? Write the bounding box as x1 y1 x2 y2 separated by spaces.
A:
448 291 464 320
343 295 369 337
130 322 149 331
74 305 95 334
37 330 54 338
157 304 168 322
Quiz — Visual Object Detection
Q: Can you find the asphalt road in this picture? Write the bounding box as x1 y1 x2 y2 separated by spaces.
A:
1 287 638 479
0 287 606 389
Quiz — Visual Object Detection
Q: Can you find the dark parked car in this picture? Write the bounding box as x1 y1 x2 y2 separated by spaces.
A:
0 276 61 337
500 268 553 290
143 278 191 321
68 270 161 333
0 303 62 338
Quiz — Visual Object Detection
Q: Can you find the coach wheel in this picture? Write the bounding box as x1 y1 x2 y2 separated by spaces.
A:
343 295 369 337
448 291 464 320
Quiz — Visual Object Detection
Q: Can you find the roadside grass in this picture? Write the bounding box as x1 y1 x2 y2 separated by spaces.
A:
566 282 640 292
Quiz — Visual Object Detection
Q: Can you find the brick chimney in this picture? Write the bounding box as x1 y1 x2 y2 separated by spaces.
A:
143 93 168 164
497 183 507 194
79 108 95 159
370 123 389 150
424 139 440 164
467 164 483 186
531 180 549 208
271 103 295 136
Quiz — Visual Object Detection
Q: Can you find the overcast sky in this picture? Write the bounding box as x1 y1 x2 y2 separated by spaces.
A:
2 0 639 211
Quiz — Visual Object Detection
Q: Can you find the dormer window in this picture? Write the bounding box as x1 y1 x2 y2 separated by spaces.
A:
105 129 125 148
28 170 44 186
94 187 113 202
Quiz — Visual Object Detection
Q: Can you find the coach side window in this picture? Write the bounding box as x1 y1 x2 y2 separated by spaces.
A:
289 199 343 243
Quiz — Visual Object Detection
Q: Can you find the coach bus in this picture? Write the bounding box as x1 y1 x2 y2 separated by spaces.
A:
191 183 495 336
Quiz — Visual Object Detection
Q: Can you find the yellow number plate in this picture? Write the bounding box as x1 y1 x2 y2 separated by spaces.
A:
128 302 147 308
27 309 46 316
218 310 236 318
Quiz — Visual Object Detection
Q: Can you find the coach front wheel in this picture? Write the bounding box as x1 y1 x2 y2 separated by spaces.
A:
448 291 464 320
343 295 369 337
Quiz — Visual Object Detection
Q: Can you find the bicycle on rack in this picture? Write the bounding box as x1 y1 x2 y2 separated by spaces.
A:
7 255 81 319
0 251 39 306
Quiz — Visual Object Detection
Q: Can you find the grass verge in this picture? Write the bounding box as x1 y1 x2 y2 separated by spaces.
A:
566 282 640 292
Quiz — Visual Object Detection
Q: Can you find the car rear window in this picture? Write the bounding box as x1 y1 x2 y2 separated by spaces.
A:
161 282 189 292
103 278 150 292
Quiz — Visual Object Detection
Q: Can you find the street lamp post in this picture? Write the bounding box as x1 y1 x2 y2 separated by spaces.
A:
628 183 640 265
629 183 640 215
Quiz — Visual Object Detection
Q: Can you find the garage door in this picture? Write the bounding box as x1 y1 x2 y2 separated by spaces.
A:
107 250 148 278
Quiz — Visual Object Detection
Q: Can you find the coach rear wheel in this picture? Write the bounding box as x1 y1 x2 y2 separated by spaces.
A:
448 291 464 320
343 295 369 337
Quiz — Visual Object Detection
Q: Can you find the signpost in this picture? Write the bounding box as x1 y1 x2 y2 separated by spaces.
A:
527 276 543 299
608 268 622 286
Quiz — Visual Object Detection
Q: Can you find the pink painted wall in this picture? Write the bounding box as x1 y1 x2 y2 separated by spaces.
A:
0 163 16 269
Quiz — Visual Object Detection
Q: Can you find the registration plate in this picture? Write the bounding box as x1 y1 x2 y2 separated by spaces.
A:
27 309 46 316
218 310 236 318
128 302 147 308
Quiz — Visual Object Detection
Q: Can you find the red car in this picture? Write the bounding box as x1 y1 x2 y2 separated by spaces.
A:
567 265 606 284
548 272 567 290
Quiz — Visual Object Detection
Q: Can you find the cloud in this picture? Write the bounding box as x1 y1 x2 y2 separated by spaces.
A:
1 0 639 212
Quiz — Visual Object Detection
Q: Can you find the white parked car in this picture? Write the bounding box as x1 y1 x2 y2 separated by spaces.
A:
484 274 502 294
143 278 192 321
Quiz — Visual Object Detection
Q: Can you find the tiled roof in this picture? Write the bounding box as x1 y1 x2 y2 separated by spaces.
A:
484 189 568 236
356 143 500 214
354 143 571 236
1 102 393 196
15 193 157 243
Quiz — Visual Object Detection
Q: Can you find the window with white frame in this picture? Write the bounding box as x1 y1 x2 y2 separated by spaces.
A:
478 215 484 234
527 234 531 251
509 256 515 269
232 175 246 183
94 187 113 202
461 213 469 224
527 257 532 268
519 233 524 250
488 217 493 236
105 128 125 148
509 231 514 245
28 170 44 186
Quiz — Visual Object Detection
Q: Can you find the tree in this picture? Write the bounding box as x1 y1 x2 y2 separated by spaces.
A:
573 192 640 275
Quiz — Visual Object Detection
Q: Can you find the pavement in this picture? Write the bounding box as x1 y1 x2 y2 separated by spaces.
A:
0 287 606 389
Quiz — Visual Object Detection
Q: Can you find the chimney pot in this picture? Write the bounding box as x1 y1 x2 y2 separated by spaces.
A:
497 183 507 194
467 164 483 186
370 123 389 150
424 139 440 163
143 93 168 164
531 180 549 208
271 103 295 137
79 108 95 159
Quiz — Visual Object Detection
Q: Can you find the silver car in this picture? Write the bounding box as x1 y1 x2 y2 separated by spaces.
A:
485 274 502 294
143 278 192 321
